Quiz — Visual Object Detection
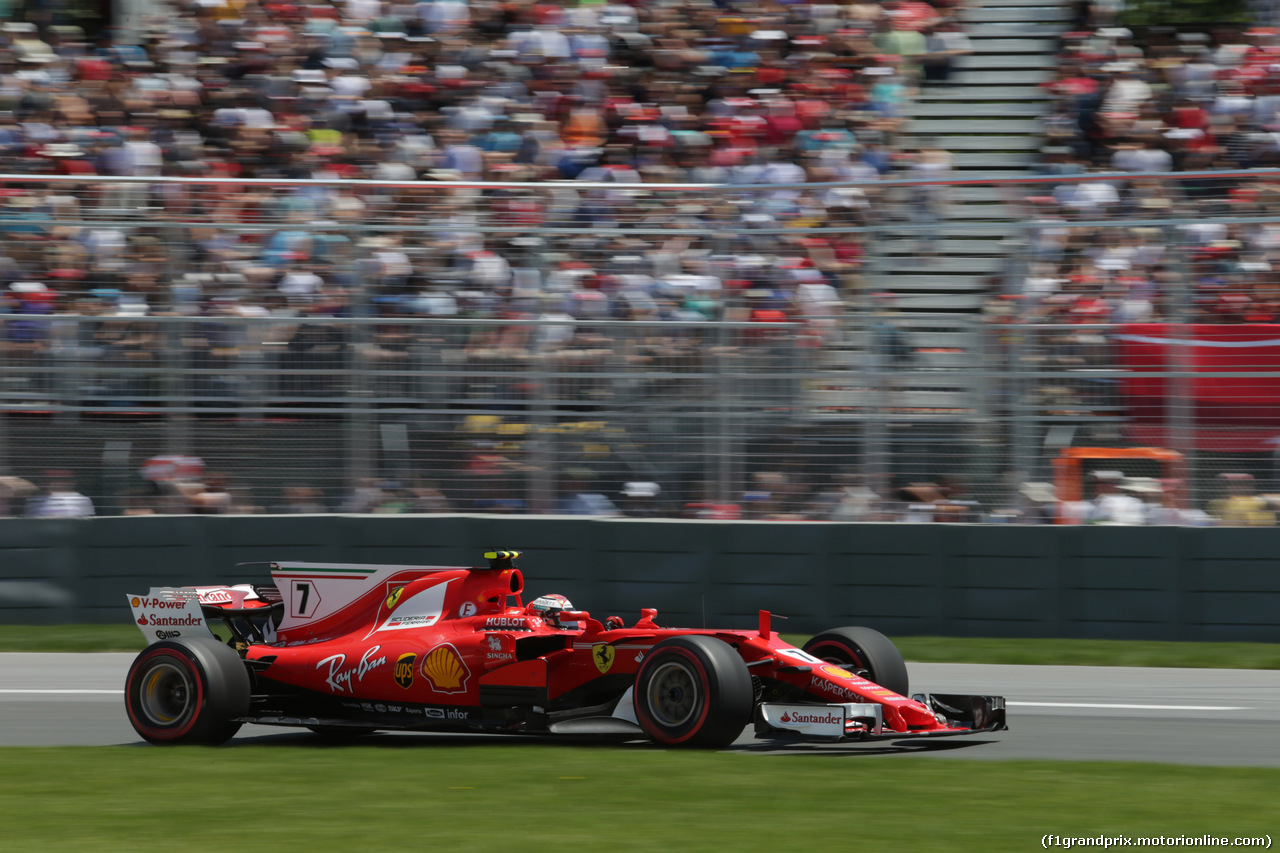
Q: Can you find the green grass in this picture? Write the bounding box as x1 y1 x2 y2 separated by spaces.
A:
887 636 1280 670
4 625 1280 669
0 624 146 652
3 746 1275 851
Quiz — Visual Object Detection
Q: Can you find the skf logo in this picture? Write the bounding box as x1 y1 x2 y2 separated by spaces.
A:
395 653 416 689
592 643 615 674
421 644 471 694
386 586 405 611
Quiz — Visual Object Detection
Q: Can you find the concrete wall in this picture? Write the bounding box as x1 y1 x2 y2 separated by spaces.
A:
1 516 1277 642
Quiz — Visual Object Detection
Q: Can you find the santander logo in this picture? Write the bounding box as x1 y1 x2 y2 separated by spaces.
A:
780 710 841 725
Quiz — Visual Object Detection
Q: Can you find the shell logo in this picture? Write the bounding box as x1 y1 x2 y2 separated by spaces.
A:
420 644 471 694
821 665 857 680
131 597 141 608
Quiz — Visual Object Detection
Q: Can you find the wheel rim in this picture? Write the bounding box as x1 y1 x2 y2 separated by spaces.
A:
139 661 195 727
645 661 699 727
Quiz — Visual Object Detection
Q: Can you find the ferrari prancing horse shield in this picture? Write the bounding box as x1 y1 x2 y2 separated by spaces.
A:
592 643 615 674
385 586 404 611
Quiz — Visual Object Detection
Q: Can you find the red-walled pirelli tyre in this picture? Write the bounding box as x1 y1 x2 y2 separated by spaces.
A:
125 638 250 746
802 626 910 698
633 635 753 749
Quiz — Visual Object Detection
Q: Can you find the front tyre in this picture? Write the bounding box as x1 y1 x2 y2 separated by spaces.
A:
633 636 752 749
803 626 909 697
125 638 250 745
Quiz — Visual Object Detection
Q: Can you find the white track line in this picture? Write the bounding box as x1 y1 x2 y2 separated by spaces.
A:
1009 701 1247 711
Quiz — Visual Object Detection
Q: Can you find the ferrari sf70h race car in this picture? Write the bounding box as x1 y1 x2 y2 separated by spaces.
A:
124 551 1006 748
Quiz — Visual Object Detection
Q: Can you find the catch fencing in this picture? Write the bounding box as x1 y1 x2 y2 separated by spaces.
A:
4 170 1280 519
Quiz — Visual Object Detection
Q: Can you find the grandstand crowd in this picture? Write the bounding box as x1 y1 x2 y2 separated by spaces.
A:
1025 17 1280 325
0 0 968 332
2 0 1280 521
0 0 1275 325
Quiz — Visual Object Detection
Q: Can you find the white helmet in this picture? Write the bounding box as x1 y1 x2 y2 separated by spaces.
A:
527 593 576 629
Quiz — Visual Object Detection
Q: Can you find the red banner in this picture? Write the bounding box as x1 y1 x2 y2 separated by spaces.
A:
1114 323 1280 451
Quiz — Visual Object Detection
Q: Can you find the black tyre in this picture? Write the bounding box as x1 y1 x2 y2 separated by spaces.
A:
125 637 250 745
802 626 909 697
633 635 753 749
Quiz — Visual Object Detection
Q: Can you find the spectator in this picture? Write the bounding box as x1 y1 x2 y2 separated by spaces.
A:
274 485 327 514
185 472 235 514
920 19 973 87
620 481 662 517
24 470 94 517
906 136 953 260
341 478 386 514
898 482 943 522
0 475 36 517
932 476 982 521
409 481 452 513
825 473 882 521
371 481 414 513
557 468 621 516
872 13 927 84
1017 481 1058 524
1208 473 1276 526
1084 470 1146 525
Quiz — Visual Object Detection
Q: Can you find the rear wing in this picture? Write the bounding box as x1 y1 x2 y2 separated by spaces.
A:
127 584 283 647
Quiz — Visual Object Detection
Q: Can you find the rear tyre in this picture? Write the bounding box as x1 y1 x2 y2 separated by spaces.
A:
802 626 909 697
125 638 250 745
633 636 752 749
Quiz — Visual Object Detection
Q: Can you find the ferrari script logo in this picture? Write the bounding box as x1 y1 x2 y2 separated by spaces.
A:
592 643 615 674
386 586 405 611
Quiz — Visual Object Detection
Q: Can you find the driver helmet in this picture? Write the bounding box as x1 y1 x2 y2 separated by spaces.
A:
527 593 577 629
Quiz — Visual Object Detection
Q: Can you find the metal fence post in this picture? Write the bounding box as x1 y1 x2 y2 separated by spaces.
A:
1165 226 1197 511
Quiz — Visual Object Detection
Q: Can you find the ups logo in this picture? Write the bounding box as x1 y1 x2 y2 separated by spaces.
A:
394 653 416 689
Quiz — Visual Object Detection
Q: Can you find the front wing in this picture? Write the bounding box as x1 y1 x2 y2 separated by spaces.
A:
755 693 1006 741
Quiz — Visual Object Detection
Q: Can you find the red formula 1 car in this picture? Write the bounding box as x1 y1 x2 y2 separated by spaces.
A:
124 551 1006 748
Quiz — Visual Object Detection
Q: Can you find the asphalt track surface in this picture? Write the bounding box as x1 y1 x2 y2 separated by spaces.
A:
4 654 1279 765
